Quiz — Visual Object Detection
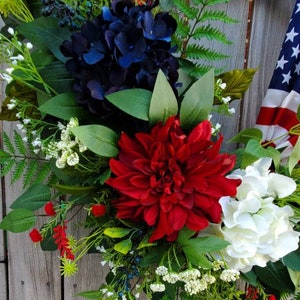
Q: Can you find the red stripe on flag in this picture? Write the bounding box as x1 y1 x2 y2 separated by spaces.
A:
256 107 298 131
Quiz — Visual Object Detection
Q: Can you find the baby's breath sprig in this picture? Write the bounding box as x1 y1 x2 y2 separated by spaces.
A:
0 28 57 95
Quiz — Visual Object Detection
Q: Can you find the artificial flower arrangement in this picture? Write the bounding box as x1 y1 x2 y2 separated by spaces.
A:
0 0 300 299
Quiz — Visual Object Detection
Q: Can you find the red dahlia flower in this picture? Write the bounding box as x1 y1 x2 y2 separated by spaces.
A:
106 116 240 242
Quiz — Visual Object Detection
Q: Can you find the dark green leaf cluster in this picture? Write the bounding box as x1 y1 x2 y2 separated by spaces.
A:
171 0 236 77
0 130 52 187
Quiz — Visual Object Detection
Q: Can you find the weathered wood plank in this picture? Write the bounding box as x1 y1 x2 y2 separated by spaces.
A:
0 263 7 300
241 0 296 130
3 122 62 300
64 211 108 300
207 0 249 149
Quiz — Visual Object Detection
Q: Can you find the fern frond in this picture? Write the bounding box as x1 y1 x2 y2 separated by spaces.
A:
14 131 27 156
23 159 39 187
11 159 27 183
196 0 230 5
186 44 229 60
2 131 15 154
193 25 232 44
1 159 15 177
35 163 52 184
172 0 198 19
201 9 237 23
173 16 190 38
281 292 300 300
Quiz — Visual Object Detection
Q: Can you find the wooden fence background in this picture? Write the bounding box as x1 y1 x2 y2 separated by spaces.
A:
0 0 297 299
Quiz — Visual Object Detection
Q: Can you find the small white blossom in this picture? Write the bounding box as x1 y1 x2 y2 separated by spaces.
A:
22 136 28 142
212 260 225 271
155 266 168 276
26 42 33 49
33 149 40 154
162 272 180 284
16 112 21 119
202 274 216 284
57 122 66 130
228 107 236 114
67 152 79 166
220 269 240 282
16 123 24 130
56 157 66 169
150 283 165 292
179 268 201 282
23 118 30 124
0 73 12 83
10 54 24 62
222 96 231 104
7 103 16 110
184 279 207 295
32 138 41 147
7 27 14 35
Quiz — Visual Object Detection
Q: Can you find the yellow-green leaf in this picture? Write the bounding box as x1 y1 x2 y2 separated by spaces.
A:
103 227 132 238
114 239 132 255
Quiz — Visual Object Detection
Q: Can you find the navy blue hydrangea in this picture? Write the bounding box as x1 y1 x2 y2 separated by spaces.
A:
60 0 179 120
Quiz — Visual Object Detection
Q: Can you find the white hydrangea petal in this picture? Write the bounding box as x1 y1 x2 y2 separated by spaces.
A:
268 173 296 198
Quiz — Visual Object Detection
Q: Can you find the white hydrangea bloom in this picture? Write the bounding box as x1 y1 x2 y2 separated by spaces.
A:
155 266 168 276
220 269 240 282
220 158 299 272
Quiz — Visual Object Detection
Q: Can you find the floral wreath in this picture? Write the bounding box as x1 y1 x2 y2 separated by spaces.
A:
0 0 300 300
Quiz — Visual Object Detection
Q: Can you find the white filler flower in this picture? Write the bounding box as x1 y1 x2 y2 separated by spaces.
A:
219 157 299 273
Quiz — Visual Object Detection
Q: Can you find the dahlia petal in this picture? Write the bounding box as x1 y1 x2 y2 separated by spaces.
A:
132 159 152 174
188 120 211 144
143 205 159 226
168 205 187 231
185 210 209 232
130 175 149 188
109 158 133 175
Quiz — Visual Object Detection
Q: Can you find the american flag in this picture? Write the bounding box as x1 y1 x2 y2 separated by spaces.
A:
255 0 300 159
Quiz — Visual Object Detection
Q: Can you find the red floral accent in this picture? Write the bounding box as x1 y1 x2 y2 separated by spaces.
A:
91 204 106 217
268 295 276 300
106 116 240 242
44 201 56 216
29 228 43 243
245 286 259 300
53 223 74 260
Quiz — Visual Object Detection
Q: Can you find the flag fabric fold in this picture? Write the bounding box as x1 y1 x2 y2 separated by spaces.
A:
256 0 300 159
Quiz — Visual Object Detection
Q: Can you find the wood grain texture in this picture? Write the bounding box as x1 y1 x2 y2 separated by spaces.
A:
240 0 296 130
3 122 62 300
0 263 7 300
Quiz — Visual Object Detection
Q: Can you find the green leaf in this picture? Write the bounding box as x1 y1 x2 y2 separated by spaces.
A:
201 9 237 23
241 139 267 168
14 131 27 155
228 128 263 144
182 248 212 268
193 25 232 44
149 69 178 126
40 229 57 251
181 236 229 252
52 184 98 195
186 44 228 61
217 68 258 100
10 183 51 211
38 93 87 121
106 89 152 121
137 235 157 250
180 69 214 129
283 249 300 271
177 227 197 244
254 261 295 293
241 270 257 286
71 125 119 157
103 227 132 238
11 160 26 183
17 17 71 62
75 290 103 299
113 238 132 255
289 137 300 174
0 209 36 233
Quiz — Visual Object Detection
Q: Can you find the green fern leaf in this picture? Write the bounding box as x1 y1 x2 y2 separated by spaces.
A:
1 158 15 177
189 64 214 77
34 163 52 185
14 131 27 155
201 9 237 23
0 150 11 163
12 159 27 183
174 16 190 37
196 0 231 5
186 44 228 60
193 25 232 44
173 0 198 19
3 131 15 154
23 159 39 187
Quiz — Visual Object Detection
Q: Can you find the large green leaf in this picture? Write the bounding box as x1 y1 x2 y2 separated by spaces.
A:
10 183 51 211
0 209 36 233
38 93 87 121
106 89 152 121
75 290 103 299
113 239 132 255
217 68 257 100
180 69 214 130
254 261 295 293
17 17 70 62
283 250 300 271
149 69 178 126
103 227 132 238
289 137 300 174
228 128 262 144
71 125 119 157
